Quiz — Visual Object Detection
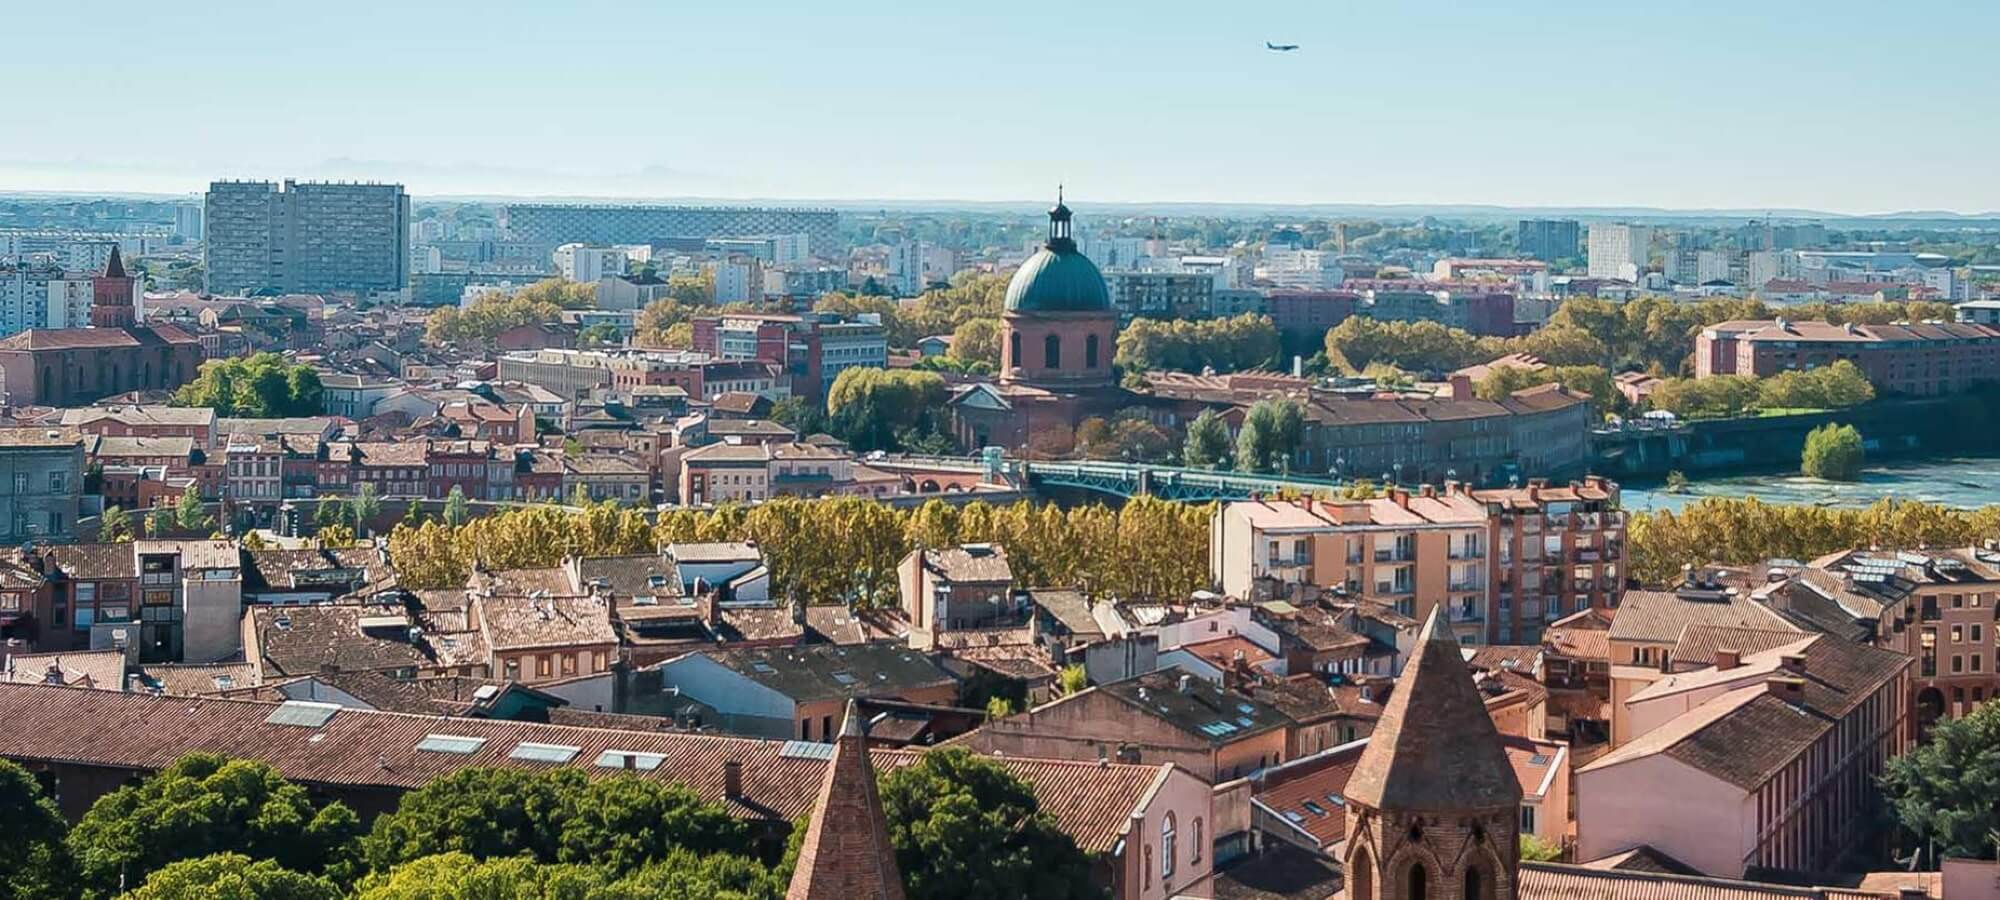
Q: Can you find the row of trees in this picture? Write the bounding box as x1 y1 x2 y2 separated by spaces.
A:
170 353 324 418
1624 496 2000 584
1646 360 1876 419
1113 314 1282 376
0 746 1100 899
825 368 954 453
424 279 596 347
386 495 1214 605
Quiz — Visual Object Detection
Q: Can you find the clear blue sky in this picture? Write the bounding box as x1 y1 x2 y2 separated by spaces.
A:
6 0 1996 213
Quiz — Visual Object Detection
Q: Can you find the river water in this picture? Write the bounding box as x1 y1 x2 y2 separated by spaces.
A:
1621 457 2000 513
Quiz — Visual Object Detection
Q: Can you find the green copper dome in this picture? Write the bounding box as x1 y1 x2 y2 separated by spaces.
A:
1005 193 1111 313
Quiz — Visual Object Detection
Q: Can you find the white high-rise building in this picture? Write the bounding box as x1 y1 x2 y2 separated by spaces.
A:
1257 247 1345 290
1586 224 1654 281
552 243 629 283
0 268 94 336
709 255 764 303
174 203 204 241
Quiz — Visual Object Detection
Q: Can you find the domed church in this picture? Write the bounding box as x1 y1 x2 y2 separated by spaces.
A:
947 193 1131 451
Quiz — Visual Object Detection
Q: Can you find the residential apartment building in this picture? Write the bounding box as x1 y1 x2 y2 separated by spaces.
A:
1578 634 1911 878
1606 577 1801 746
690 311 886 404
1346 282 1516 337
1212 479 1622 647
1256 248 1345 291
1472 477 1625 644
1287 381 1595 487
1105 271 1214 321
1516 219 1579 262
1763 547 2000 730
677 441 898 506
1211 487 1491 645
0 428 84 544
1586 223 1654 281
1695 318 2000 396
204 180 410 296
551 244 627 283
498 204 840 262
0 266 94 337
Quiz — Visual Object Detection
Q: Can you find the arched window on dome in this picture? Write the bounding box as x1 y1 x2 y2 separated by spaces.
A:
1044 334 1061 369
1010 332 1022 370
1085 334 1100 369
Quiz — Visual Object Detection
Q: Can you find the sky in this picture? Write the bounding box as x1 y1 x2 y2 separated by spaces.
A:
5 0 1998 214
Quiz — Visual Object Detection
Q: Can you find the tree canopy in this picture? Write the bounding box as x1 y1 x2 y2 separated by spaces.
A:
1883 698 2000 861
0 758 73 900
126 854 341 900
65 753 361 898
170 353 324 417
1115 314 1281 376
363 768 747 874
878 748 1099 900
1182 409 1232 469
826 368 951 453
1234 397 1305 473
1801 422 1865 480
1624 497 2000 584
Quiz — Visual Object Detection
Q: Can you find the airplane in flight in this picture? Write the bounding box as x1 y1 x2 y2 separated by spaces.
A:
1266 41 1299 51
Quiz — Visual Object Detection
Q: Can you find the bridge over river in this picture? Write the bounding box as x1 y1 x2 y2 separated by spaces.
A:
871 454 1349 502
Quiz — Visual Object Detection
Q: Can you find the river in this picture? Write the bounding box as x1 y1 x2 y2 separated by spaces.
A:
1621 457 2000 513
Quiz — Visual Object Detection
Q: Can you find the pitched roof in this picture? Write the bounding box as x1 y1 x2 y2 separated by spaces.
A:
2 650 127 690
1344 609 1521 812
785 701 906 900
1519 861 1907 900
697 643 955 703
0 682 1163 853
1609 587 1798 645
1096 669 1292 745
476 593 616 652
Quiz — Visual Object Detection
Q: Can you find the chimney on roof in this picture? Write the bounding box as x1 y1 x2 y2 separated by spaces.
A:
1419 484 1435 499
43 662 63 685
1448 374 1473 401
1768 675 1806 704
1390 488 1410 509
722 759 743 798
1779 652 1806 675
1715 648 1741 670
1177 673 1193 694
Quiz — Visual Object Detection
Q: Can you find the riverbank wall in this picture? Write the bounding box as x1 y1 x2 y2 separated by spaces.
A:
1590 394 1979 479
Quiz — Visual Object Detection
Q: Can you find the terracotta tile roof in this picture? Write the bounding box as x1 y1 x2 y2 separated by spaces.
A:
1345 610 1521 812
476 593 616 652
1519 861 1904 900
803 606 912 645
1544 608 1612 660
133 662 259 696
1179 635 1276 671
2 650 127 690
695 643 955 703
1609 587 1798 645
1252 742 1363 849
1670 626 1806 671
0 326 197 350
133 539 238 570
61 406 215 428
88 435 197 459
0 426 83 448
0 682 1163 852
42 543 135 580
784 703 906 900
247 604 434 679
1098 669 1292 745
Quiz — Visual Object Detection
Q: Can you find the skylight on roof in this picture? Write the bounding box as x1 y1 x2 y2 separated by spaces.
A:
1529 753 1551 766
1301 801 1327 816
831 672 857 686
781 740 836 761
264 701 341 728
1282 810 1306 823
750 661 776 674
594 750 665 771
510 742 582 764
416 734 488 754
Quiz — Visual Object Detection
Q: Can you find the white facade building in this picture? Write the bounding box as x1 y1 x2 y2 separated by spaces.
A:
0 268 95 337
1256 248 1345 290
709 255 764 304
1586 224 1654 281
552 244 629 284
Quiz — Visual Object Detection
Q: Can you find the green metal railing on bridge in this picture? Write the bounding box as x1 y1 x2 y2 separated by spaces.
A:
869 454 1348 502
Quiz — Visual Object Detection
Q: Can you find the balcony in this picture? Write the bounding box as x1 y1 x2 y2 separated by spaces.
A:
1448 581 1484 594
1448 546 1485 561
1574 548 1602 564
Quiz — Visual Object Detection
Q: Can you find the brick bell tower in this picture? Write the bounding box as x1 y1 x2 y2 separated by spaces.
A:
1340 608 1523 900
90 245 137 329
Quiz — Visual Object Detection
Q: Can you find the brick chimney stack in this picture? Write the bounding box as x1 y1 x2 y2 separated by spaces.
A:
1715 648 1740 670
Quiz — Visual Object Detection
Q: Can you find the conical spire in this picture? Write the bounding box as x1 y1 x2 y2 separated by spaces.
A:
102 245 125 280
785 700 906 900
1344 607 1522 812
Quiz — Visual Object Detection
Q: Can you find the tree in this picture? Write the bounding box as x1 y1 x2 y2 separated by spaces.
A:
98 505 132 543
317 523 355 549
402 500 424 529
984 696 1016 718
0 758 74 900
146 505 175 538
362 769 747 874
174 490 211 533
949 318 1003 366
352 850 782 900
1074 410 1172 462
770 397 828 437
170 353 324 417
241 531 268 550
442 486 469 528
1884 698 2000 861
1757 360 1875 411
1234 397 1304 473
66 754 361 898
1115 313 1281 375
1057 664 1088 697
348 482 381 538
634 299 702 348
826 368 951 453
878 748 1098 900
1801 423 1865 481
1519 835 1563 862
1182 409 1232 469
127 854 339 900
577 322 623 347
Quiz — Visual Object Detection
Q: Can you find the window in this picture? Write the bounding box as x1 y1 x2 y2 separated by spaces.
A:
48 472 64 492
1521 805 1537 833
1408 862 1428 900
535 655 551 677
561 654 576 675
1009 332 1021 368
1953 625 1965 643
1044 334 1061 368
1085 333 1100 368
1191 817 1203 865
1160 814 1176 879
